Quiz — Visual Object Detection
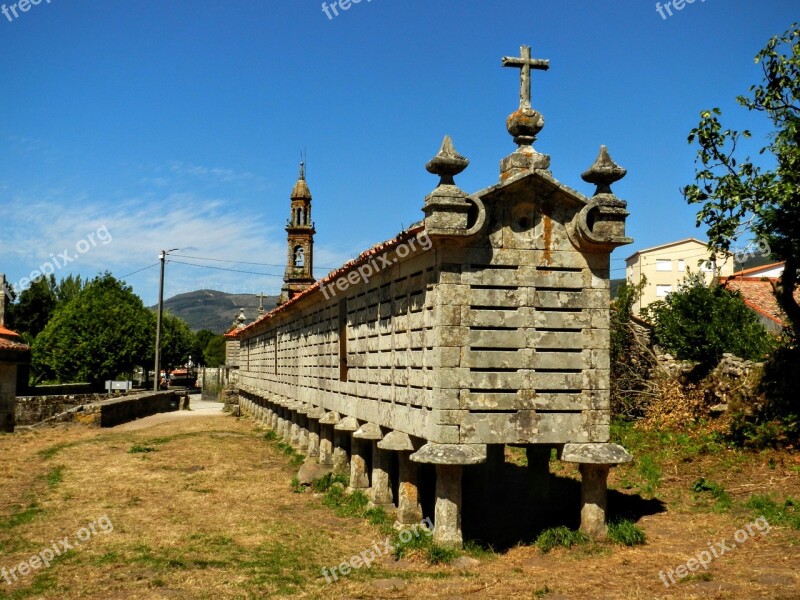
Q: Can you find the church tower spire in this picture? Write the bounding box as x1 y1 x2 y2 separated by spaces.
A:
279 162 316 304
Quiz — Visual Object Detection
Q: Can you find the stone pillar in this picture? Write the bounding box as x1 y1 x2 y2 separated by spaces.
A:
396 452 423 525
334 416 359 476
371 442 394 508
579 464 610 540
410 442 487 548
348 438 370 492
280 407 290 442
526 445 552 517
289 408 300 447
559 443 633 541
306 407 324 458
434 464 463 547
297 408 309 452
318 412 340 467
270 403 279 431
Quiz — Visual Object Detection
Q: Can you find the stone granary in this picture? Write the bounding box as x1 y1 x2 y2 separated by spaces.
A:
230 45 634 546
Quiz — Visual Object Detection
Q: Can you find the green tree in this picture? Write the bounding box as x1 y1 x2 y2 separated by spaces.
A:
8 275 58 341
194 329 216 366
159 312 196 371
643 273 776 368
684 23 800 340
32 273 154 385
203 334 226 368
56 274 85 304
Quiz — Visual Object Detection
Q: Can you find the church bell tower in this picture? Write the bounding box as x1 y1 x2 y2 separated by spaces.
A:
279 162 316 304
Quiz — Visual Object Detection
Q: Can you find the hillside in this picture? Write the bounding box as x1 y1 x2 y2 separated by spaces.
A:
158 289 279 333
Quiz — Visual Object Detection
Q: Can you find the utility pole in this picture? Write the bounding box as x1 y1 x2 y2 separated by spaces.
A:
154 248 179 391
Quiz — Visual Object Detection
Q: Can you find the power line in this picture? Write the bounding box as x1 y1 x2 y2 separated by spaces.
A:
168 259 284 278
171 253 339 271
121 263 160 279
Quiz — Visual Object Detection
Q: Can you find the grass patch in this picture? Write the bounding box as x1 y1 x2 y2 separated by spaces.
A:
0 504 42 531
691 477 732 512
128 444 157 454
37 441 80 460
534 526 589 553
274 441 304 467
425 543 459 565
745 494 800 529
637 455 661 496
44 465 65 488
310 472 348 493
607 519 646 546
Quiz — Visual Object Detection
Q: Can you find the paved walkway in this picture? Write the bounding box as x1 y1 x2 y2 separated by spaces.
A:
112 394 226 432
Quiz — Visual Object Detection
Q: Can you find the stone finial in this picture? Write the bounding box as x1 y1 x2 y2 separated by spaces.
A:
500 45 551 179
581 145 627 196
234 308 247 329
426 135 469 186
422 136 475 237
291 161 311 200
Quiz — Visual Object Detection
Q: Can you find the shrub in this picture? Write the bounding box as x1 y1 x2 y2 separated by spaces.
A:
643 273 776 368
607 519 646 546
534 526 589 553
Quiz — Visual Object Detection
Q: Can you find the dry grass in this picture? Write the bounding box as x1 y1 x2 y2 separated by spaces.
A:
1 409 799 599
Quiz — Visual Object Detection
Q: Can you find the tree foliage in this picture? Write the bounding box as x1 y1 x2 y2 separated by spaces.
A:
684 23 800 340
203 334 226 368
643 273 776 368
32 273 154 385
159 312 196 370
7 275 58 341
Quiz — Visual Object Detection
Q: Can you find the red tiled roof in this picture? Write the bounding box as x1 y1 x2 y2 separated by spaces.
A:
0 326 29 352
731 262 785 278
233 224 426 337
722 277 800 327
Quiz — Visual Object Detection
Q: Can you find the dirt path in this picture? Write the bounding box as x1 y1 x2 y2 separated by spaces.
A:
112 395 225 432
0 411 798 599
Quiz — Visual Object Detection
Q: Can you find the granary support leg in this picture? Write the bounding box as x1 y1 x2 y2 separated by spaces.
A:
307 417 321 458
579 464 610 540
526 445 552 509
559 443 633 541
332 429 349 472
370 442 394 509
297 413 309 452
319 424 334 465
434 465 463 547
348 438 370 492
289 410 300 447
396 452 423 526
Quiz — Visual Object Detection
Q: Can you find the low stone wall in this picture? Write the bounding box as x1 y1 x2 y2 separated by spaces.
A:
16 391 181 428
16 392 131 426
23 383 95 396
89 391 181 427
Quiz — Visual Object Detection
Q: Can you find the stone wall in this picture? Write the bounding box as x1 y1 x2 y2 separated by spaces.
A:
91 391 180 427
16 392 130 426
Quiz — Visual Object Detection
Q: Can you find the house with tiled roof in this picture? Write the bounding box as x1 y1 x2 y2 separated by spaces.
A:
0 274 31 433
722 262 798 332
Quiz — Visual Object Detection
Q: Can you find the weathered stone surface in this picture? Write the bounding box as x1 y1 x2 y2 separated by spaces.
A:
378 431 415 451
319 411 341 425
353 422 382 440
296 460 332 486
560 443 632 465
334 416 359 431
411 443 486 465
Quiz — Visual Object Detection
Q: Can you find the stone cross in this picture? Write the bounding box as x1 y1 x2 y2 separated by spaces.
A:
258 292 266 315
502 45 549 111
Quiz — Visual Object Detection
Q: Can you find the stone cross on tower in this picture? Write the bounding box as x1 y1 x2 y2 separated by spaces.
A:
502 45 549 111
257 292 266 316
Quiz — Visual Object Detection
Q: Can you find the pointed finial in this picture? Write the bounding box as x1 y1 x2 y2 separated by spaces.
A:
299 161 305 180
425 135 469 186
581 145 627 196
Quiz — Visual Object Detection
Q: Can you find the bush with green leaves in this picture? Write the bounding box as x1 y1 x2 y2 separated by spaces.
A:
643 273 776 368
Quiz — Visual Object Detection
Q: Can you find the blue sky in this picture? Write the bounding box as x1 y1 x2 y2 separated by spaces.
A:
0 0 795 307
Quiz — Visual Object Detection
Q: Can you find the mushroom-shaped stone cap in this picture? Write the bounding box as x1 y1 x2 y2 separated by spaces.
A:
353 422 383 440
559 443 633 465
306 406 325 420
410 443 487 465
426 135 469 184
318 411 341 425
377 431 415 452
334 416 360 431
581 145 627 195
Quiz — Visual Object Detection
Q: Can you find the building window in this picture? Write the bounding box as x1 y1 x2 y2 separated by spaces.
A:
656 284 672 297
677 259 685 272
656 259 672 272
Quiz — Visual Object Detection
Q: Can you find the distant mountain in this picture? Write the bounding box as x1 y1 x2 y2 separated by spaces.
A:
156 290 279 333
